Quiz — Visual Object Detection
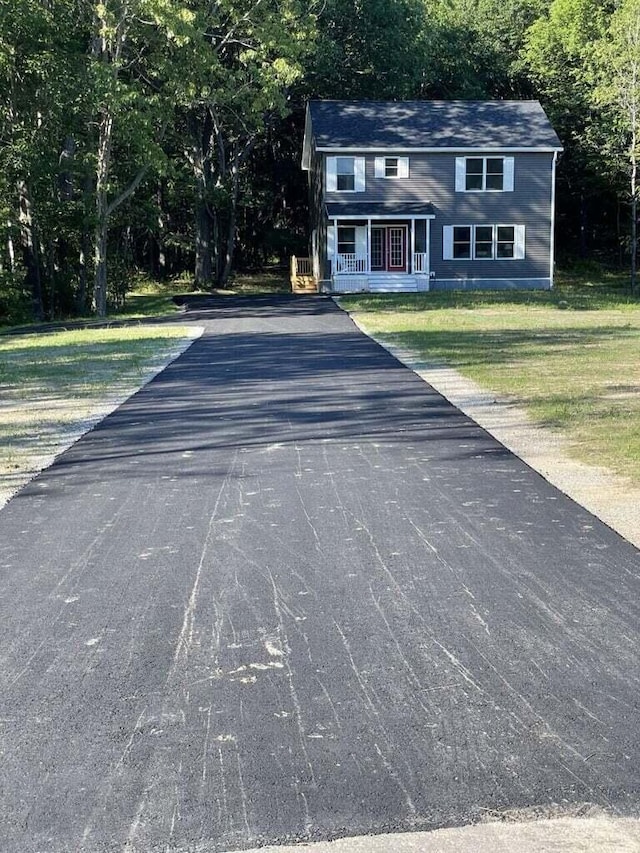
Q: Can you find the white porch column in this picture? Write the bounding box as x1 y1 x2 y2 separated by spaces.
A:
333 218 338 275
410 218 416 275
367 219 372 274
426 219 431 276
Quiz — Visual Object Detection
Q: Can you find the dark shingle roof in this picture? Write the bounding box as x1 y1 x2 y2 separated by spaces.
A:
307 100 562 151
326 201 434 217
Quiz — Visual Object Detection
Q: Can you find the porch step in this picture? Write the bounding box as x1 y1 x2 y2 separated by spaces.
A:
369 274 417 293
291 275 318 294
332 274 430 294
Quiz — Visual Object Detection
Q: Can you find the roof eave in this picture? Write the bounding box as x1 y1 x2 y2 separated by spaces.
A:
316 145 564 154
301 104 313 170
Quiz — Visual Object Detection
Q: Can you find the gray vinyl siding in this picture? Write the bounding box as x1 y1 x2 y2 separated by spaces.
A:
308 144 327 278
322 151 554 282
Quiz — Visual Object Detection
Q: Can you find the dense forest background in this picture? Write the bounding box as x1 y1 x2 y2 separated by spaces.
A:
1 0 639 320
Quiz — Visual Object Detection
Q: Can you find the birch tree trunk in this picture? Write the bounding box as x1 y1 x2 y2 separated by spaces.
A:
631 124 638 293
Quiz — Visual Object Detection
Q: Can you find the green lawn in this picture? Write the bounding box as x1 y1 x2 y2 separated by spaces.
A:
117 270 290 315
341 272 640 484
0 324 194 480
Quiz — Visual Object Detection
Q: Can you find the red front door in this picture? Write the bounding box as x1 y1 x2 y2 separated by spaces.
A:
387 226 407 271
371 226 408 272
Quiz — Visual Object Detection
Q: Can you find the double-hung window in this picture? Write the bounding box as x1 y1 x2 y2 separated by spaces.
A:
337 227 356 255
455 156 514 192
443 225 525 260
374 156 410 178
336 157 355 191
452 226 472 259
327 156 365 192
496 226 517 258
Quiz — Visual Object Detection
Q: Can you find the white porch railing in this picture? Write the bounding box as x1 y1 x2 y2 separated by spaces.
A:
334 254 429 275
335 254 367 274
413 253 429 273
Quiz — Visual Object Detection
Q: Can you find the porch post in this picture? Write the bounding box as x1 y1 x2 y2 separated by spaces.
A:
367 218 372 274
410 217 416 275
333 218 338 276
426 219 431 276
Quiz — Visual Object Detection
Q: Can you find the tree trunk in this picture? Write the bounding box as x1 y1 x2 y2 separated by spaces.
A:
632 193 638 294
17 180 44 321
76 174 93 314
46 240 56 320
7 232 15 273
631 133 638 294
93 217 108 317
92 105 113 317
218 166 239 287
77 238 89 314
579 193 588 258
195 191 215 287
152 183 167 280
216 136 257 287
188 111 216 289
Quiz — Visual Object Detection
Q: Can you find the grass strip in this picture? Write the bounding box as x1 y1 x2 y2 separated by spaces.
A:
0 324 194 486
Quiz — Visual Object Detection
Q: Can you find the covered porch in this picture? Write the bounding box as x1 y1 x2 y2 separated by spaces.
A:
326 202 434 293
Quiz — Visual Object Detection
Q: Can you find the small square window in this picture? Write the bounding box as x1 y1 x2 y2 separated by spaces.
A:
385 157 399 177
464 157 505 191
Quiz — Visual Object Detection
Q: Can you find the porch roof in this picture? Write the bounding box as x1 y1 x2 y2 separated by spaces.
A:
325 201 434 219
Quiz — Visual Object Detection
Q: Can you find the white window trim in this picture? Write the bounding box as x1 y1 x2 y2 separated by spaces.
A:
443 225 525 261
455 157 514 193
327 155 365 193
375 156 409 179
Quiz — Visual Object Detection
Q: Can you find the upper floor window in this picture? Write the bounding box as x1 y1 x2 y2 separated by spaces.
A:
327 156 365 192
375 156 409 179
385 157 399 177
336 157 355 190
455 156 514 192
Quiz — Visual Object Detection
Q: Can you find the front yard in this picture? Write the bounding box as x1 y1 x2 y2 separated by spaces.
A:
341 271 640 485
0 324 197 505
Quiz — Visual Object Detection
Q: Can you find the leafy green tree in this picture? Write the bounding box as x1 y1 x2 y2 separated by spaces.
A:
307 0 428 100
174 0 317 288
0 0 89 320
524 0 614 257
89 0 197 315
594 0 640 291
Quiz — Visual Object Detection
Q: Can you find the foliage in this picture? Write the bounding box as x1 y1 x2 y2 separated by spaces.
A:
1 0 640 322
593 0 640 291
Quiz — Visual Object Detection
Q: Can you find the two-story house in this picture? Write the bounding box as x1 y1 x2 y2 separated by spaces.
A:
301 100 563 293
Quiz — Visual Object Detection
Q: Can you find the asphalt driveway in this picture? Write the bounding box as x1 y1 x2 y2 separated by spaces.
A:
0 295 639 852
